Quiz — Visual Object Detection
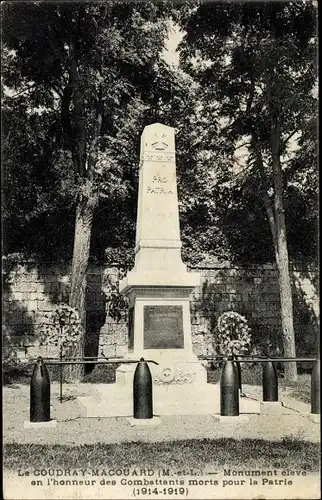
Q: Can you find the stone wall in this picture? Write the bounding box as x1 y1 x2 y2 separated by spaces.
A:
190 263 319 357
2 261 319 361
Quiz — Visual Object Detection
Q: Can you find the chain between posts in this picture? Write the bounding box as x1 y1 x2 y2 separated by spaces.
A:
30 356 158 403
202 355 319 415
198 356 318 363
44 359 159 365
28 355 319 417
28 355 159 366
26 355 318 365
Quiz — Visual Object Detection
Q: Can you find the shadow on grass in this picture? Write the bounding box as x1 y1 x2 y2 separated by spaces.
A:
58 395 77 402
207 363 263 385
82 364 119 384
4 437 319 471
3 362 120 386
207 367 312 404
3 366 33 386
281 374 312 404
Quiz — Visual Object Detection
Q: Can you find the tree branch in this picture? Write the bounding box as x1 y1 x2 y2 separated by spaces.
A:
281 128 299 150
86 81 104 181
52 84 64 98
270 113 284 221
250 128 279 261
6 83 36 99
61 79 74 156
69 35 87 177
234 140 251 151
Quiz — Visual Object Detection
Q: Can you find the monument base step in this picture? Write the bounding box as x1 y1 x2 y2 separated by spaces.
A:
260 401 283 413
24 419 57 429
77 383 260 417
307 413 320 423
214 415 249 423
127 417 162 426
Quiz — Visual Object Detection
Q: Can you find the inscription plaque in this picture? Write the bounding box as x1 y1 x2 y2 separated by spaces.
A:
143 305 184 349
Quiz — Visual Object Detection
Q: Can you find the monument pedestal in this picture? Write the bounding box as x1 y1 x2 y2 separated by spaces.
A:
116 273 211 409
117 272 207 390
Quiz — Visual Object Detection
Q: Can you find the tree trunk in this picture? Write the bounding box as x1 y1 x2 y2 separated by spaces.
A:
62 32 103 381
251 129 297 381
263 193 297 381
271 116 297 382
275 221 297 381
67 182 98 381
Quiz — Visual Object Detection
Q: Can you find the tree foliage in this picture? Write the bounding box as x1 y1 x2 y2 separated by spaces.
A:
2 2 317 268
2 2 180 263
177 0 318 264
2 88 76 259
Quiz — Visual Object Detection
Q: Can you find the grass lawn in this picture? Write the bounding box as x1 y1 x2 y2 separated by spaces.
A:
4 438 320 472
280 374 311 404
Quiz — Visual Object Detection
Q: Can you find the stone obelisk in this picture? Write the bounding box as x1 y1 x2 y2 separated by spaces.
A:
118 123 206 388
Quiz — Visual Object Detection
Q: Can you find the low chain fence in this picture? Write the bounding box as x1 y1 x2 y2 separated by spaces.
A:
27 354 320 423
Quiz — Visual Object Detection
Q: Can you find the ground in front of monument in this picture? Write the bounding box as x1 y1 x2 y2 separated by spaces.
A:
3 376 320 500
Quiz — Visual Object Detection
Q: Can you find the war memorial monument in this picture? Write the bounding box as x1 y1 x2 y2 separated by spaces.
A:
78 123 259 418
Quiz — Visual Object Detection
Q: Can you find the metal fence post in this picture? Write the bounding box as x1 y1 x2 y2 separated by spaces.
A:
133 358 153 419
262 360 278 401
311 358 320 414
30 357 51 422
234 355 242 393
220 358 239 416
59 345 63 403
